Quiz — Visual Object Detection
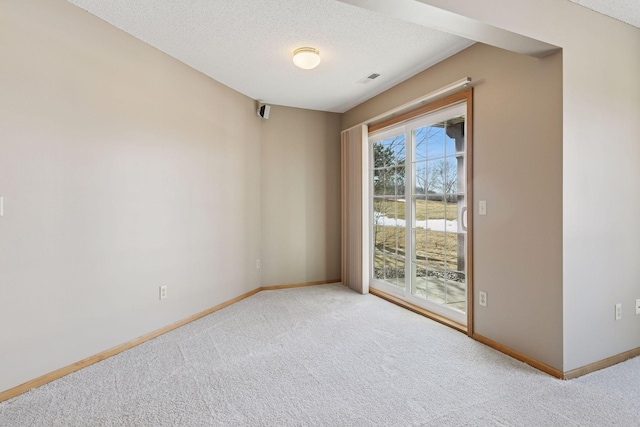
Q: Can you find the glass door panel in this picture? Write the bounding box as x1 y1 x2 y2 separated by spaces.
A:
412 114 468 315
372 134 407 290
370 102 468 325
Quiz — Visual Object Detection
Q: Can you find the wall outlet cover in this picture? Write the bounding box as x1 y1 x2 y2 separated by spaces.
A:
479 291 487 307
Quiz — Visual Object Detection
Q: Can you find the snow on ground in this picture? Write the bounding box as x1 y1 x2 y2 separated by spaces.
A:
374 213 458 233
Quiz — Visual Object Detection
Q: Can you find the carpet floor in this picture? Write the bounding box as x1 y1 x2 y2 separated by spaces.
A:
1 283 639 426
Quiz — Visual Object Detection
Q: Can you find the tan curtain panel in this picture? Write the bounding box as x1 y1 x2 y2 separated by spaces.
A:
341 125 369 294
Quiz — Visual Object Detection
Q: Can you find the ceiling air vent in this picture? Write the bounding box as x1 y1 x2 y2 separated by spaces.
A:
357 73 381 84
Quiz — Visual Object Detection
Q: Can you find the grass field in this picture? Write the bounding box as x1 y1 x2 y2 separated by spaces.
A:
373 198 464 275
373 198 458 221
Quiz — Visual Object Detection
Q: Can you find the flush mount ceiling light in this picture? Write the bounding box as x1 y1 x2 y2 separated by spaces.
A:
292 47 321 70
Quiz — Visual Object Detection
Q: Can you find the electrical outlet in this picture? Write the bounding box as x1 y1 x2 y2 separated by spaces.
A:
615 303 622 321
636 299 640 315
256 259 261 269
159 285 167 300
479 291 487 307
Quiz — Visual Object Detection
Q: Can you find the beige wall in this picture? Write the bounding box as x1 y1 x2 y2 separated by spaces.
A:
414 0 640 374
343 43 564 369
0 0 261 392
260 106 342 287
0 0 340 393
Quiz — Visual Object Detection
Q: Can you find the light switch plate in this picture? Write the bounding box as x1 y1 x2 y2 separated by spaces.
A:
479 200 487 216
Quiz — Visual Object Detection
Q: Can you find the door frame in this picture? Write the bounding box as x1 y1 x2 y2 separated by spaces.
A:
367 88 474 336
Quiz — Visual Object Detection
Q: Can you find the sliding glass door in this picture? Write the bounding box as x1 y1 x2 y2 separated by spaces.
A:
370 102 469 326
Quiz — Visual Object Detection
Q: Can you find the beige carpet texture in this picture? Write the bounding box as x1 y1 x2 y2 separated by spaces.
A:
1 283 639 426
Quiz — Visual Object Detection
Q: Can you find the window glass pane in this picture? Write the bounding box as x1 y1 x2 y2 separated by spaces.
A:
443 200 458 222
412 263 427 299
455 157 465 194
373 250 384 280
444 126 456 157
382 255 404 288
444 232 462 272
451 271 466 284
396 222 407 256
382 231 396 259
375 217 397 263
384 171 394 196
373 140 394 168
445 117 465 155
373 169 386 196
395 257 406 288
426 124 445 159
414 127 427 162
426 159 445 194
444 157 458 197
382 256 392 283
427 195 446 222
413 162 426 195
390 198 404 222
393 166 406 197
413 196 427 228
427 230 445 269
373 219 386 250
373 199 392 225
392 135 406 165
444 277 465 313
426 268 446 304
413 229 427 263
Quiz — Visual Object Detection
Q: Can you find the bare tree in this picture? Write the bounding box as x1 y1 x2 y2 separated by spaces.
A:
413 158 457 200
373 138 405 197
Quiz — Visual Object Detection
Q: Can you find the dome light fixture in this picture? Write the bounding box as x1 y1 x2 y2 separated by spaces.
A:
293 47 321 70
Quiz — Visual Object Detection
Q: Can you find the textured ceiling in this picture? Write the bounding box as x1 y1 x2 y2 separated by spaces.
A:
66 0 474 113
569 0 640 28
65 0 637 113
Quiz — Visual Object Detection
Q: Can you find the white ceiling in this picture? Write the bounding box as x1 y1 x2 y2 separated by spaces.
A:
66 0 638 113
66 0 474 113
569 0 640 29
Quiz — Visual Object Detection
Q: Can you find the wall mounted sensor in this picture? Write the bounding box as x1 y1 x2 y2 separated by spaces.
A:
257 104 270 119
